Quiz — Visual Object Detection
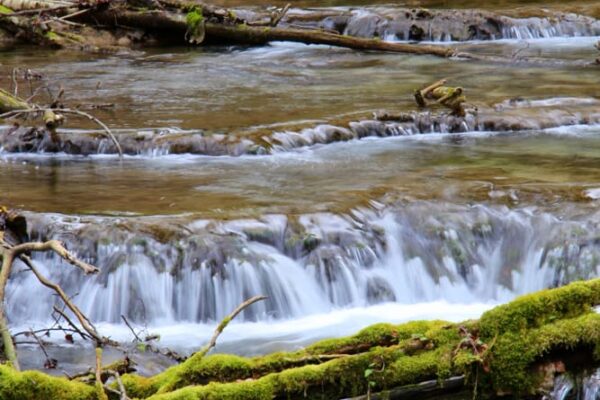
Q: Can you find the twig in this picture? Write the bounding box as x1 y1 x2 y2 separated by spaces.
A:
12 326 87 339
58 8 90 21
195 295 267 359
11 68 18 97
270 3 290 27
0 238 105 346
120 315 186 362
511 41 530 61
53 305 91 341
29 329 57 369
4 5 73 16
4 239 98 274
95 348 109 400
121 315 142 342
25 260 105 345
103 384 122 397
25 85 49 103
109 370 130 400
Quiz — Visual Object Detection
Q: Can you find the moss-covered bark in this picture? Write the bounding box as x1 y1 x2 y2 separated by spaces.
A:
0 278 598 399
0 365 95 400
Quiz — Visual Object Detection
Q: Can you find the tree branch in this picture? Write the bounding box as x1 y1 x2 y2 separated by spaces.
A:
195 295 267 359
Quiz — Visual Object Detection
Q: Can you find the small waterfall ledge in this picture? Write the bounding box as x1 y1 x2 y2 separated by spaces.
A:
7 201 600 325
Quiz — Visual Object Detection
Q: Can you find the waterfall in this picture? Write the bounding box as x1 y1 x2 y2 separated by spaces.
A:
336 8 600 42
6 202 600 325
551 369 600 400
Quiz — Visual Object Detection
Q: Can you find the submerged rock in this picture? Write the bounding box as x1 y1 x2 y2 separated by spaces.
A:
283 7 600 42
2 98 599 157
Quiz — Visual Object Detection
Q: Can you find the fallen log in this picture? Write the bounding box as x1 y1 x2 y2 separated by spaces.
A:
84 8 455 57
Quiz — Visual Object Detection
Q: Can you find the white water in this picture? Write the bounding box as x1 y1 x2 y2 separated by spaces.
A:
552 369 600 400
7 202 599 327
14 301 493 357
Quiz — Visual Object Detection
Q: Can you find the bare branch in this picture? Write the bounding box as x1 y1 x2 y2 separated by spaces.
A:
121 315 142 342
29 329 57 369
7 239 98 274
25 260 106 345
196 295 267 359
109 370 131 400
95 348 109 400
53 305 91 341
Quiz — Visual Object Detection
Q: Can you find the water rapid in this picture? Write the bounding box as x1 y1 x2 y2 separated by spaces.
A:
7 202 599 327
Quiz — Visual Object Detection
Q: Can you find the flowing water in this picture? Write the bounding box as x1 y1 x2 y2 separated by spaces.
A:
0 1 599 388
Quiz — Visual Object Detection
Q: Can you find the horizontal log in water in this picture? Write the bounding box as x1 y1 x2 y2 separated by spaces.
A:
83 9 455 58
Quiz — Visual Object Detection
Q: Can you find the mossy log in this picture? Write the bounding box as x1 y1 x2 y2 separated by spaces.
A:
0 278 598 399
0 89 30 114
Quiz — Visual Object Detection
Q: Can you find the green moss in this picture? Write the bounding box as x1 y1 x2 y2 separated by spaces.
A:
186 8 203 28
129 321 455 398
149 378 275 400
480 278 600 338
148 343 457 400
0 5 12 14
185 7 204 40
488 312 600 394
306 320 447 355
0 365 96 400
44 31 61 42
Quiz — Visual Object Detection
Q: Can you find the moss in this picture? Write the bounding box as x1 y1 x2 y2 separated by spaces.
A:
306 320 447 355
488 312 600 394
0 365 96 400
149 378 275 400
185 8 204 34
0 5 12 14
479 278 600 338
381 347 451 387
44 31 61 42
148 344 456 400
129 321 454 398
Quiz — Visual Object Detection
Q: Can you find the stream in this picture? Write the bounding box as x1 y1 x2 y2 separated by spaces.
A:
1 0 599 396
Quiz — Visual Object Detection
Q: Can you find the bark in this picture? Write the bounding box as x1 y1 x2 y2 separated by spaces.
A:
0 89 30 114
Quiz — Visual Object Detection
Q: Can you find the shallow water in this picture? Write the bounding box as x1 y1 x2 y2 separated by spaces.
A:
3 126 600 217
0 37 597 132
1 36 599 216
